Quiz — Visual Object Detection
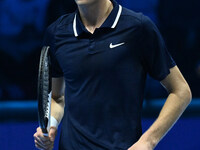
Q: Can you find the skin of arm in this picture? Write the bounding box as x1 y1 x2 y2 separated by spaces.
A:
128 66 192 150
51 77 65 124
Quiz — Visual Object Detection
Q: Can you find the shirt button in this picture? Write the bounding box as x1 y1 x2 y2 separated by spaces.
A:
88 39 96 53
89 44 95 50
90 39 94 42
89 39 95 50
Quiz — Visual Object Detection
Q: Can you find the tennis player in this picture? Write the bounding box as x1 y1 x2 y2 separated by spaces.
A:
33 0 192 149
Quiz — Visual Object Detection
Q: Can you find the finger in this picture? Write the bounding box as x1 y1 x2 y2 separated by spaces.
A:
33 132 42 144
39 135 51 143
34 132 49 143
34 136 51 146
34 135 44 145
36 128 48 139
35 140 53 150
34 128 48 141
34 131 52 145
37 127 42 132
49 127 57 142
35 140 48 150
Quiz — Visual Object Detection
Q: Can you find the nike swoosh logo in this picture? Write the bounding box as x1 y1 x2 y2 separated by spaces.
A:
109 42 125 49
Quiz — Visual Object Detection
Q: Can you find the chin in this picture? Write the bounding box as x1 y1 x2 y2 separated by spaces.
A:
75 0 96 5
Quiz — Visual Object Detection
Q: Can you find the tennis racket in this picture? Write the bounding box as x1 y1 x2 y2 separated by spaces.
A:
37 46 52 136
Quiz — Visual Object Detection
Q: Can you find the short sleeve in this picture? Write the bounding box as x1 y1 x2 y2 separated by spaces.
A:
141 15 176 81
43 23 63 78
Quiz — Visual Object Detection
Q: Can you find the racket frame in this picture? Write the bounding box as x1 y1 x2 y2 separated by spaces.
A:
37 46 52 136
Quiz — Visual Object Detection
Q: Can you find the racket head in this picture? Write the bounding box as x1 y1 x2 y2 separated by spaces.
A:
37 46 52 134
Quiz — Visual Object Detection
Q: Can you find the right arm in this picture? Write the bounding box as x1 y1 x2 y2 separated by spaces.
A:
34 77 65 150
51 77 65 126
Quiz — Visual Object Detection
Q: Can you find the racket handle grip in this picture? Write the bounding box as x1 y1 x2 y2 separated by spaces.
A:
43 133 49 137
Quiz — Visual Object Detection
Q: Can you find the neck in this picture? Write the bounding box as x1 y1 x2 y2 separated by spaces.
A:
77 0 113 33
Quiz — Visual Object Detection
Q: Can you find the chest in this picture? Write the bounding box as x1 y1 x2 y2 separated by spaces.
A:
54 28 142 81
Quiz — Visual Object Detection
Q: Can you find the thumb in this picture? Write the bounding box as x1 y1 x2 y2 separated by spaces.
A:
49 127 57 142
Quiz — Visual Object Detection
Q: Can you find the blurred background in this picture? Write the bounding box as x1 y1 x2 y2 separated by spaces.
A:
0 0 199 149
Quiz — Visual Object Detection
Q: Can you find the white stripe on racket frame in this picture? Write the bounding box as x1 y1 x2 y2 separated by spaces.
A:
46 91 52 133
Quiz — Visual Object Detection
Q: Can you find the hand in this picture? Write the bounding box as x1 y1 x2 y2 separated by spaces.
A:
128 140 153 150
33 127 57 150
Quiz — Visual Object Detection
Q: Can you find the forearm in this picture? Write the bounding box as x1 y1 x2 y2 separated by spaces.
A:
51 96 65 124
140 89 191 148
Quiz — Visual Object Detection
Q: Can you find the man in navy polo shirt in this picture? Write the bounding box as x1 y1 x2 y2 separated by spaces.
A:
34 0 192 149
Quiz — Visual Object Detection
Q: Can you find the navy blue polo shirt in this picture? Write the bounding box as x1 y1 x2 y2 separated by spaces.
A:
44 0 176 149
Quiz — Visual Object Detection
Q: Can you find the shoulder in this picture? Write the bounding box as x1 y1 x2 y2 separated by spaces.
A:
121 6 156 31
43 13 75 49
46 12 75 35
121 7 143 23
